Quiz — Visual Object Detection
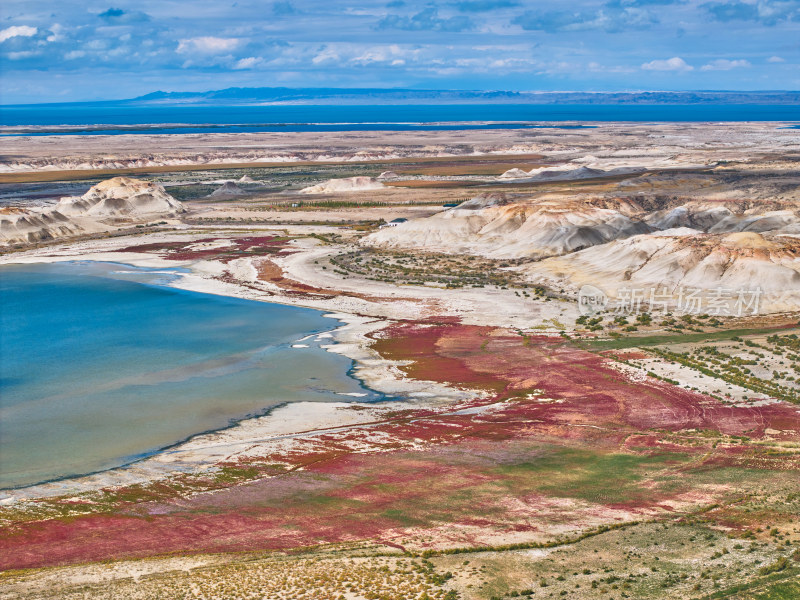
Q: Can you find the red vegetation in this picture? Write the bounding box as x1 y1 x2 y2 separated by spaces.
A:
2 323 799 570
119 236 292 262
374 323 799 437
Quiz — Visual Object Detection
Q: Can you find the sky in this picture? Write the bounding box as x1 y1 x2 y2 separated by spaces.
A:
1 0 799 104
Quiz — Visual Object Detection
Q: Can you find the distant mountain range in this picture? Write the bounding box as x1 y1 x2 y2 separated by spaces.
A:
126 88 800 106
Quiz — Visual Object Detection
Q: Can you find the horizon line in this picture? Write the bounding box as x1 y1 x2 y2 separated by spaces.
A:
3 88 799 108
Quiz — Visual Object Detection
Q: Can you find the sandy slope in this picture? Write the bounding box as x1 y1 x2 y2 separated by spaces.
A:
363 193 652 259
523 230 800 312
299 176 384 194
0 177 183 246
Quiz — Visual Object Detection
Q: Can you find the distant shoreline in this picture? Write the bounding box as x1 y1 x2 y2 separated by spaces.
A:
4 89 800 108
2 103 799 131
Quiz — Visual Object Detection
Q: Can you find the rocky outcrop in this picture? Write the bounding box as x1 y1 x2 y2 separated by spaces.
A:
0 207 100 246
210 182 248 197
299 176 384 194
523 231 800 312
0 177 183 246
55 177 184 219
363 193 651 259
646 201 800 235
499 165 645 182
361 187 800 311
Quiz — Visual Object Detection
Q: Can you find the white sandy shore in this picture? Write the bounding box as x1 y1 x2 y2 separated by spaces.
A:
0 310 472 502
0 233 491 503
0 227 579 328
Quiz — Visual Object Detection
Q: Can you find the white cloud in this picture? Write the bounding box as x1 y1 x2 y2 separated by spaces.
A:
64 50 86 60
312 47 340 65
6 50 37 60
352 47 396 65
233 56 262 69
472 44 530 52
587 61 636 74
485 57 539 69
641 56 693 72
106 46 130 58
701 59 750 71
351 45 419 66
46 24 64 43
0 25 38 43
310 43 421 67
768 56 785 63
176 37 240 55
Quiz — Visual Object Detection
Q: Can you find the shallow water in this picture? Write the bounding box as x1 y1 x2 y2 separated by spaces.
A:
0 261 379 489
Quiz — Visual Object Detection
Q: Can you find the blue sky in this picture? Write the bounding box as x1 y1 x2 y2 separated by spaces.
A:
1 0 798 103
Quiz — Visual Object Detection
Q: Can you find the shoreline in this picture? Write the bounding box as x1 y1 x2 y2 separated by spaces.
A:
0 254 473 503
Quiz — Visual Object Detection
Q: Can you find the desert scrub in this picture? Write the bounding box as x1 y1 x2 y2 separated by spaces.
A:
1 553 462 600
648 346 799 403
330 249 544 291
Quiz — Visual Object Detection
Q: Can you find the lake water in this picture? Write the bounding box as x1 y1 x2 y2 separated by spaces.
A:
0 261 380 489
1 103 798 136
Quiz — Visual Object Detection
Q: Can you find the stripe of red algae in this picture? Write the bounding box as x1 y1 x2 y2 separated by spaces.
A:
0 510 401 570
118 236 292 263
0 450 496 570
370 323 800 439
369 321 510 393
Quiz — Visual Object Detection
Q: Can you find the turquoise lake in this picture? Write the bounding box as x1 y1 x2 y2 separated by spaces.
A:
0 261 380 489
